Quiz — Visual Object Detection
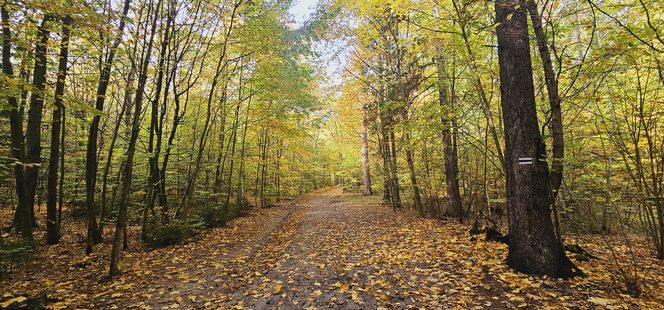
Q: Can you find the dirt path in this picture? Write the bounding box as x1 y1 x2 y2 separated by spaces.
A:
215 187 503 309
3 187 664 309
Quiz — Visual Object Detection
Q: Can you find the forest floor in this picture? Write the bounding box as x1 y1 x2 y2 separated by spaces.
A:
2 187 664 309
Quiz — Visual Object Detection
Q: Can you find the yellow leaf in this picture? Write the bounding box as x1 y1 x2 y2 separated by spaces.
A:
334 281 350 292
588 297 613 306
0 296 27 308
273 285 282 294
351 291 364 305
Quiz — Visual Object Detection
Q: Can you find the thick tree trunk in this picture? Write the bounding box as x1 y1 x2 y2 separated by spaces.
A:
378 134 391 204
436 48 464 220
46 16 72 244
2 6 29 239
23 15 53 238
495 0 578 278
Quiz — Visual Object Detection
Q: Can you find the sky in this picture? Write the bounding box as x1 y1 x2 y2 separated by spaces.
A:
287 0 351 92
288 0 319 28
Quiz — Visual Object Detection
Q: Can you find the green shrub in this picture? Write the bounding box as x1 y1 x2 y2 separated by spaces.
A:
197 198 251 228
144 221 201 248
227 198 251 219
0 238 34 277
68 198 87 218
197 204 227 228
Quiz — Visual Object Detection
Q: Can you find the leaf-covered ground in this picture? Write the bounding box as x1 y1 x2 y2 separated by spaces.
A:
2 187 664 309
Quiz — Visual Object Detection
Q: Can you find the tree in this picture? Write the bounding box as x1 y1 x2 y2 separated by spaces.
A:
110 0 161 275
46 15 72 244
85 0 132 254
361 108 372 196
21 14 53 240
2 5 29 240
436 45 463 221
494 0 578 277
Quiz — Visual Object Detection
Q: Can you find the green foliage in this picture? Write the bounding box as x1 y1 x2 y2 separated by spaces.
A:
67 197 87 218
144 221 202 248
196 203 227 228
0 238 34 277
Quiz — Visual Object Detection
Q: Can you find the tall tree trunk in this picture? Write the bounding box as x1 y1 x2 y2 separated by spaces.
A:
2 6 29 239
57 109 65 230
223 100 241 212
236 89 252 205
23 15 53 238
155 1 205 223
388 127 402 209
403 129 423 216
436 47 464 220
110 0 160 275
177 1 240 215
224 63 245 211
377 98 391 204
177 63 227 215
526 0 563 198
46 16 72 244
361 110 373 196
143 5 173 239
526 0 565 240
86 0 132 254
260 132 270 207
100 65 134 234
495 0 578 278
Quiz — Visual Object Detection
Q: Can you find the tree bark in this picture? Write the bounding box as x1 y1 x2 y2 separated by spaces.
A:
86 0 132 254
436 48 464 221
388 127 402 209
143 4 173 239
46 16 72 244
526 0 565 240
403 129 423 216
110 0 160 276
236 89 252 205
495 0 578 278
377 97 392 204
23 15 53 238
2 6 29 239
361 110 373 196
100 64 134 234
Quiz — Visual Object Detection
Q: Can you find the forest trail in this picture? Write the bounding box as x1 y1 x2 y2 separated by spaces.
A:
3 187 664 308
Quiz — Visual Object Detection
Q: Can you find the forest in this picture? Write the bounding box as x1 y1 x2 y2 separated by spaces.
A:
0 0 663 308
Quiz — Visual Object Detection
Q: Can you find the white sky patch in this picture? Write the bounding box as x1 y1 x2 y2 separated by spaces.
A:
288 0 318 28
288 0 351 95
